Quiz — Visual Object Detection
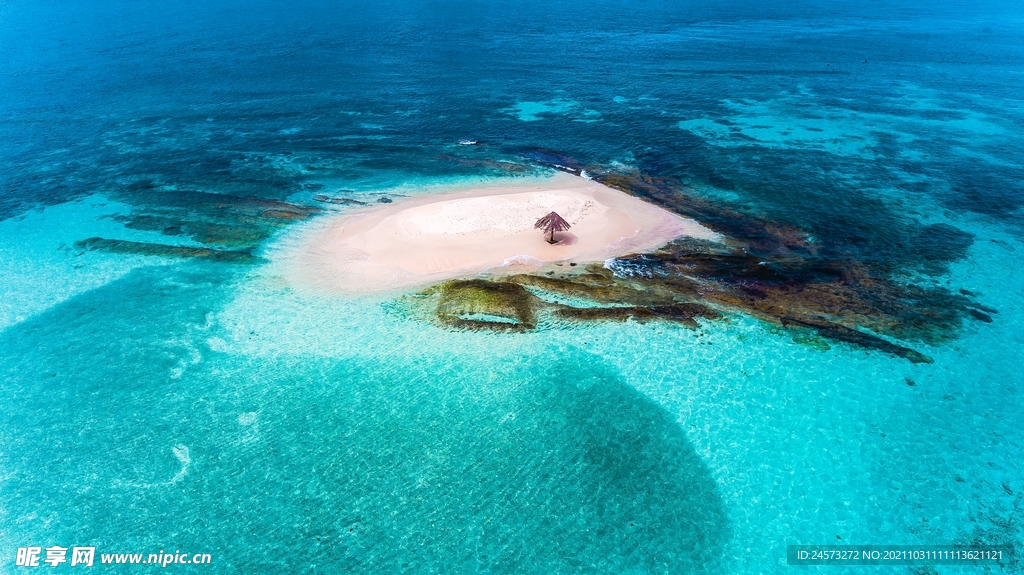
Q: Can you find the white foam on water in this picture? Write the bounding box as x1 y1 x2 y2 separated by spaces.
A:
500 254 545 267
113 445 193 489
237 412 258 426
169 445 191 484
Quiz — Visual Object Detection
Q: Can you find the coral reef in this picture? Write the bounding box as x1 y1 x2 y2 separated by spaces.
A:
410 150 996 364
95 156 994 363
88 185 319 262
409 273 721 334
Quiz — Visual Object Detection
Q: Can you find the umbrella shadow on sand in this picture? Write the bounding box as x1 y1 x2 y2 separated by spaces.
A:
548 231 578 245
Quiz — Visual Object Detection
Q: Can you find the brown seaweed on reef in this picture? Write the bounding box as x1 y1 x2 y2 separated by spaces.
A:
411 148 997 363
74 237 260 264
601 246 980 364
416 252 959 363
503 261 937 360
609 235 992 350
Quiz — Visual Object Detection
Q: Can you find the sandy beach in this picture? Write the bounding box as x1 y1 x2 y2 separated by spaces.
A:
284 173 719 294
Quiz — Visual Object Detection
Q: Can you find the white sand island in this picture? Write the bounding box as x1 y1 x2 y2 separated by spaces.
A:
284 173 719 295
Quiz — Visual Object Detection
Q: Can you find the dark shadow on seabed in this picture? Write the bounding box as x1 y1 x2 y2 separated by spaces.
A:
0 262 729 574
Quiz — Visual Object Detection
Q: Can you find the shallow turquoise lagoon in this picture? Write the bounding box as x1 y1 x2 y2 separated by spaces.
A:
2 0 1023 573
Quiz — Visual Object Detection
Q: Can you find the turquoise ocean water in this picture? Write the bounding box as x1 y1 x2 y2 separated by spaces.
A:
1 0 1023 572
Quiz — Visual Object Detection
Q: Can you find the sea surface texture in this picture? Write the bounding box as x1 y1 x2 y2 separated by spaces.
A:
1 0 1023 573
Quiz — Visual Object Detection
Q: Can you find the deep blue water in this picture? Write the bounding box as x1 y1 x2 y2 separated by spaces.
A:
2 0 1023 573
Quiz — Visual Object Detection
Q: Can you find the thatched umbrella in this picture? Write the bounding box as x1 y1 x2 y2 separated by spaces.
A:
534 211 571 244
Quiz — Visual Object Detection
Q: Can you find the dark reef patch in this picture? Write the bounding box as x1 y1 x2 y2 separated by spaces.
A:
85 187 320 260
110 187 319 223
778 315 932 364
111 214 267 248
909 223 976 274
313 195 368 205
74 237 261 264
437 154 531 174
622 143 986 276
967 309 993 323
946 167 1024 221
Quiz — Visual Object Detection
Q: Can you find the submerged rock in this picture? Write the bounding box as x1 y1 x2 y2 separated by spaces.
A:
555 304 721 328
434 279 538 331
967 309 993 323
